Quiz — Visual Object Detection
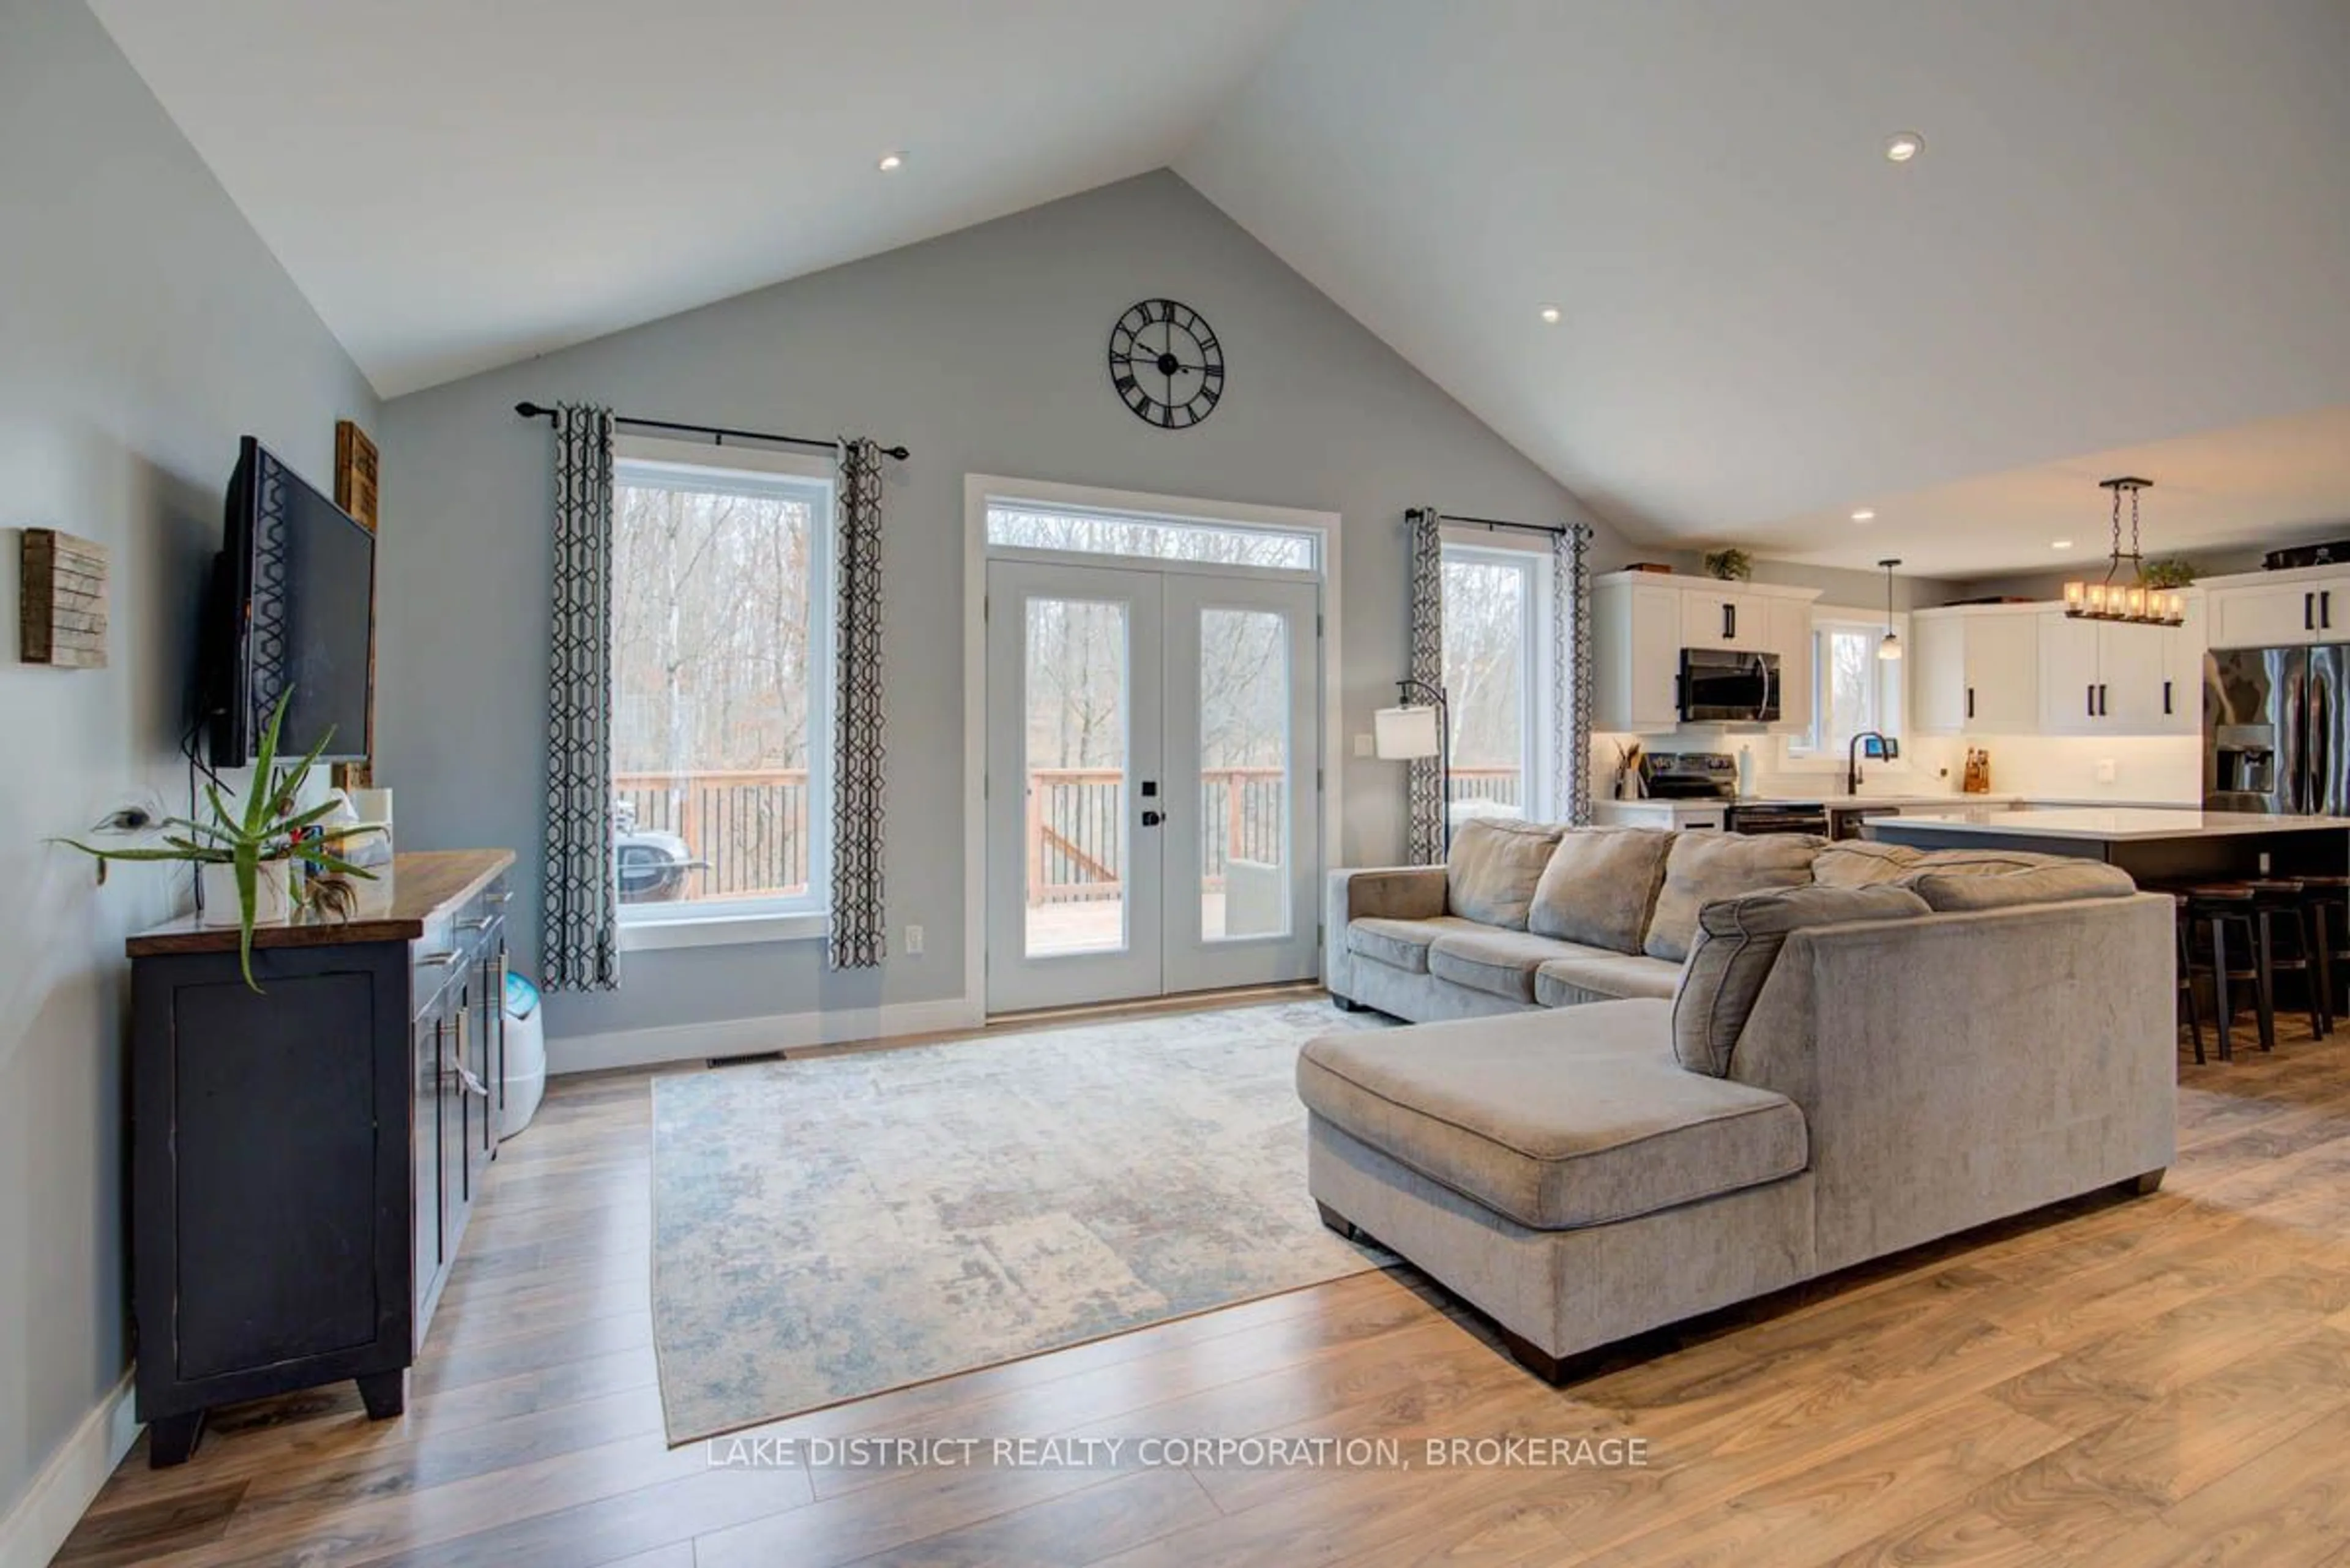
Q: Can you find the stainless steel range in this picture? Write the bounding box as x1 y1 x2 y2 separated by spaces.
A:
1639 752 1828 836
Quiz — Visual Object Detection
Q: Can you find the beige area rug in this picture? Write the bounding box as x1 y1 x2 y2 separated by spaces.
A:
648 997 1395 1443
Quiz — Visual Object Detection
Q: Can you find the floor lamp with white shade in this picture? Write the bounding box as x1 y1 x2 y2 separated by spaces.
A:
1375 678 1450 857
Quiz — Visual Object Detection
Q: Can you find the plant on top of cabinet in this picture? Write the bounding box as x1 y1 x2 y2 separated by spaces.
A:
1703 548 1753 581
59 692 386 989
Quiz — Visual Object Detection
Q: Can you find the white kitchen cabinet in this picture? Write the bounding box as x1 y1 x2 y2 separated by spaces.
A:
1592 581 1685 732
1591 572 1818 734
2204 567 2350 649
1911 605 2040 735
2098 621 2171 731
2035 610 2198 735
2038 613 2105 734
1679 588 1770 652
1765 597 1813 737
2162 594 2205 734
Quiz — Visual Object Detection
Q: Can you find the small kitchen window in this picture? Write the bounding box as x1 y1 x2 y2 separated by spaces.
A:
1788 611 1906 763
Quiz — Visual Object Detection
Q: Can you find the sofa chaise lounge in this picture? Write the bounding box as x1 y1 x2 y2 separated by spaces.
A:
1301 820 2177 1379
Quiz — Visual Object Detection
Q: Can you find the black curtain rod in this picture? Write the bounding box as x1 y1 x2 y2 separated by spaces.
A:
1431 509 1571 538
513 401 909 462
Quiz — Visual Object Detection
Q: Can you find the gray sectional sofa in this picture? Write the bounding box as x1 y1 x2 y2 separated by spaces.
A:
1304 819 2178 1380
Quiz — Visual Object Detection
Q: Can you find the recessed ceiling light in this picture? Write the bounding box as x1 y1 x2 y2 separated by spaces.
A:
1539 306 1562 324
877 151 906 172
2051 539 2074 550
1886 133 1923 163
1850 509 1876 523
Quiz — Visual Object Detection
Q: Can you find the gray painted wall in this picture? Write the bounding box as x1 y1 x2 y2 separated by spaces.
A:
0 0 378 1528
376 171 1625 1041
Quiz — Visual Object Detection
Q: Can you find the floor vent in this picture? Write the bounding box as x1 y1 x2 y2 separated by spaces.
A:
711 1050 788 1069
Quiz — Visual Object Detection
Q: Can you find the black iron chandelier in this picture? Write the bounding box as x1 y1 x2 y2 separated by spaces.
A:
2064 476 2185 626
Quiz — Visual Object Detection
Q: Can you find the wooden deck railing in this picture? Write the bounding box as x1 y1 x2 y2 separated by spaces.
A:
615 763 1523 905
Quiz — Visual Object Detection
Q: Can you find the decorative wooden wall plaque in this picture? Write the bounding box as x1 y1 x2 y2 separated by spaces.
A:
20 528 108 668
335 420 379 532
333 419 380 788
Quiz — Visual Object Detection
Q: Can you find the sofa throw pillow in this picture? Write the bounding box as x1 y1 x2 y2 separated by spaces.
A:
1445 818 1566 930
1643 832 1824 961
1527 827 1676 952
1904 861 2138 911
1673 884 1931 1075
1811 840 1923 887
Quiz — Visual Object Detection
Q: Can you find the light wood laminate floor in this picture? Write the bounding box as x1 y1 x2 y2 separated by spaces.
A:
54 1004 2350 1567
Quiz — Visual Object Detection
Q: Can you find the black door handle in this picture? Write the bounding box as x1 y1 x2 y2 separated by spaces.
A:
2326 591 2333 631
1140 810 1163 827
1966 687 1974 720
2098 682 2109 716
2307 592 2316 632
2163 679 2173 715
1722 603 1734 640
2086 684 2094 718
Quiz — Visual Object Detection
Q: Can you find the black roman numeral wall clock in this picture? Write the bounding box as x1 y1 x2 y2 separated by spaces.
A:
1108 299 1224 430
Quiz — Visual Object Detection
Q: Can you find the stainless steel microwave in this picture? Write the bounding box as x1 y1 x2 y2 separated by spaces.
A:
1678 648 1781 723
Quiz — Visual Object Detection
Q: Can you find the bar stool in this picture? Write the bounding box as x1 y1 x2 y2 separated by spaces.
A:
2183 884 2269 1060
2245 878 2327 1044
2169 891 2207 1066
2297 873 2350 1028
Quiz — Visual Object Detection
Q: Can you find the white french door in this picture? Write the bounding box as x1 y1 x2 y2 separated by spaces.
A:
985 558 1321 1014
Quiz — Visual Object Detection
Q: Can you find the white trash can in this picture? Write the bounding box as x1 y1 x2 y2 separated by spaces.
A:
500 971 546 1141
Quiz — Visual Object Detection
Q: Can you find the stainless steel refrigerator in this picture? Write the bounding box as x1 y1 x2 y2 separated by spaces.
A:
2205 646 2350 814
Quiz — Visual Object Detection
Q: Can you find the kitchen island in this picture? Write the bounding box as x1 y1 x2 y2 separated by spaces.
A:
1866 808 2350 883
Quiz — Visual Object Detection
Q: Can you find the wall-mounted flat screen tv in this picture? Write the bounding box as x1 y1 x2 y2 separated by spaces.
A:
204 436 375 768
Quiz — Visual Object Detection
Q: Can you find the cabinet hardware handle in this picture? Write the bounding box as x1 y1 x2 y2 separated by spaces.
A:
1966 687 1974 720
2163 679 2173 715
2327 591 2334 631
2098 682 2109 717
455 1062 489 1099
418 950 460 968
486 889 514 906
2307 592 2316 632
456 917 493 932
2086 684 2094 718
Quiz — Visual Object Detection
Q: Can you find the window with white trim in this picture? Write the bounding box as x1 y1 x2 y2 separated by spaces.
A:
1440 543 1548 819
610 449 834 925
1790 610 1906 761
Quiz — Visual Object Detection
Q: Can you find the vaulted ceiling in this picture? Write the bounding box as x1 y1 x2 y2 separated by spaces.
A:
90 0 2350 577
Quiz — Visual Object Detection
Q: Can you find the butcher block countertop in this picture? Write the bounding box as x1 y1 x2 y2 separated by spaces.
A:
125 849 513 957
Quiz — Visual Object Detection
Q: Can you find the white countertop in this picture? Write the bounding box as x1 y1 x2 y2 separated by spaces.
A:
1873 808 2350 842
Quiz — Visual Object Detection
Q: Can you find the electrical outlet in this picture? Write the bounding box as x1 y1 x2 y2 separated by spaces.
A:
905 924 924 957
2095 759 2117 785
1353 733 1374 758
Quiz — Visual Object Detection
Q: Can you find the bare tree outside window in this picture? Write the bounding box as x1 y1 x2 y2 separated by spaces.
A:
1442 554 1531 815
609 468 830 910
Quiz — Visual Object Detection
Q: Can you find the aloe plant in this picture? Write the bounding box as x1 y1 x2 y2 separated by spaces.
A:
63 692 382 989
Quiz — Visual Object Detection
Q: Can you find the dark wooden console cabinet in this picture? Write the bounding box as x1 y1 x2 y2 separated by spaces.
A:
125 849 514 1466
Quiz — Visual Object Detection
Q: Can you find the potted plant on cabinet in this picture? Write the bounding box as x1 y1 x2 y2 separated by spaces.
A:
61 693 384 989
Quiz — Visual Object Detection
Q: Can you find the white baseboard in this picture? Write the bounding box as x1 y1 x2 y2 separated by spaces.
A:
0 1370 138 1568
548 995 983 1075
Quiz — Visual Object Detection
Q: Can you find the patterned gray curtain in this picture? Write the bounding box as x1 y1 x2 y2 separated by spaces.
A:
1405 507 1447 865
829 439 887 969
1552 523 1596 825
542 404 620 991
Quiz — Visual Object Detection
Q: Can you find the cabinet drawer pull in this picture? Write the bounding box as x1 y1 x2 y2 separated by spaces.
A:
2307 592 2316 632
2163 679 2173 716
486 889 514 906
417 950 461 968
456 917 493 933
1965 687 1974 721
